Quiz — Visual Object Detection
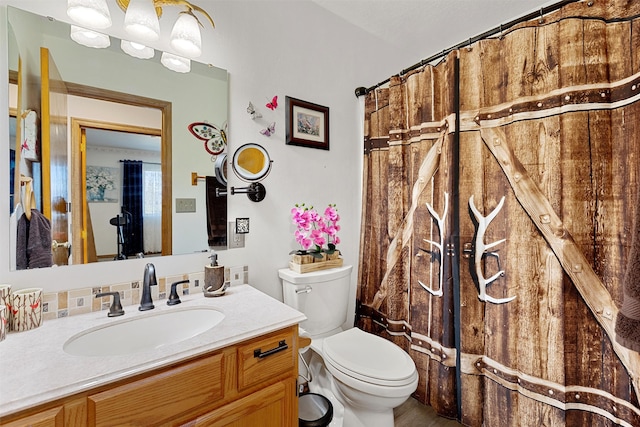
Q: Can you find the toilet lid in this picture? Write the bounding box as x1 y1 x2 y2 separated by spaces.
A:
322 328 416 385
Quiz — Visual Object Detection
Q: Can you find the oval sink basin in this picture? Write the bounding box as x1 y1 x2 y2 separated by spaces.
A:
63 307 225 357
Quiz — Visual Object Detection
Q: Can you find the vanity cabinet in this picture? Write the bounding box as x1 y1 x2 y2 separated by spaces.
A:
0 406 63 427
0 326 299 427
185 378 296 427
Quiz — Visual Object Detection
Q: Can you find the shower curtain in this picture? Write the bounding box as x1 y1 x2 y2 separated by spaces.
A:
357 1 640 426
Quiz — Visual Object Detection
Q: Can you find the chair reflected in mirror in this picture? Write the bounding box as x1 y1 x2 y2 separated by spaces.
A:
109 209 131 260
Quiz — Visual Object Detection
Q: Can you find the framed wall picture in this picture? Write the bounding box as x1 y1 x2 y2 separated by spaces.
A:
285 96 329 150
86 166 119 203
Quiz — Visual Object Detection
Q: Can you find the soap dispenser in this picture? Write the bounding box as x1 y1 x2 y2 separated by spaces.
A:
204 251 224 292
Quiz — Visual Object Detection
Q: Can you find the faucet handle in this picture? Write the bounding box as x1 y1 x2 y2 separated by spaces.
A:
96 292 125 317
167 280 189 306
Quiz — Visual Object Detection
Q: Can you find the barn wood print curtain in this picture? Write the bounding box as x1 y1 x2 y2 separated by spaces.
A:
357 1 640 426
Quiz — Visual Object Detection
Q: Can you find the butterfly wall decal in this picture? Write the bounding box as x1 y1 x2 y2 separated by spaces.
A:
266 95 278 110
188 121 228 155
247 102 262 120
260 122 276 137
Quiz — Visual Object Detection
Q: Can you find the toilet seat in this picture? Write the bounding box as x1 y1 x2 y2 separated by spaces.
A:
322 328 417 387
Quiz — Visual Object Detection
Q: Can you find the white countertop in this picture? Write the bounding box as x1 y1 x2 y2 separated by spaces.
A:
0 284 306 418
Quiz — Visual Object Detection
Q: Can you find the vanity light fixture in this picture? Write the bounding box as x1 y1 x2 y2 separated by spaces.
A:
66 0 112 30
123 0 161 42
170 10 202 58
161 52 191 73
117 0 214 57
70 25 111 48
67 0 215 72
121 39 155 59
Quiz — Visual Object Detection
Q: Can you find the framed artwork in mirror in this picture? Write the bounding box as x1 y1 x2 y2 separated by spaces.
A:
86 166 119 203
285 96 329 150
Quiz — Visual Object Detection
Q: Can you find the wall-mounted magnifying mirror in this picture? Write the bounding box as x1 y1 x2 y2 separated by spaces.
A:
215 154 228 186
232 143 272 182
230 143 272 202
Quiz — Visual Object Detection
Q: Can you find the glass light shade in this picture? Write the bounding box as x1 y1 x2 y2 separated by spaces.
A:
161 52 190 73
67 0 112 29
70 25 110 48
124 0 160 42
170 12 202 58
121 40 155 59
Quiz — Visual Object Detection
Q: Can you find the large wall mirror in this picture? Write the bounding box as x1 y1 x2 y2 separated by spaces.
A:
7 6 229 271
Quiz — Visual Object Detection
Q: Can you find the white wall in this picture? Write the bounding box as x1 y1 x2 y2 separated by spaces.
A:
0 1 551 327
0 2 382 323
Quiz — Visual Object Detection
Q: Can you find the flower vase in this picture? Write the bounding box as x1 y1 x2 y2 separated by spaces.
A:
313 253 327 263
326 250 340 261
289 250 343 274
292 254 314 265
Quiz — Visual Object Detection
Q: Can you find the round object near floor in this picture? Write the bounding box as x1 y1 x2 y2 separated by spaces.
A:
299 392 333 427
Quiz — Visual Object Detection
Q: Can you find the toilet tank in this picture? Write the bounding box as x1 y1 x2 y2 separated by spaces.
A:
279 265 353 336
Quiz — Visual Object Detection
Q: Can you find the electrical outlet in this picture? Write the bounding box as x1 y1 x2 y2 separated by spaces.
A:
230 266 244 286
228 221 245 248
176 198 196 213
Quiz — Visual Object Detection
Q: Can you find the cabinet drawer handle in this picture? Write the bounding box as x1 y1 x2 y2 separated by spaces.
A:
254 340 288 359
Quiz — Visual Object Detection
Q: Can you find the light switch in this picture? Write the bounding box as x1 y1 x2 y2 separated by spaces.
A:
176 198 196 213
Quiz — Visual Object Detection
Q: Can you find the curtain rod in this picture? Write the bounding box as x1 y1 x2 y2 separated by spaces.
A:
354 0 581 97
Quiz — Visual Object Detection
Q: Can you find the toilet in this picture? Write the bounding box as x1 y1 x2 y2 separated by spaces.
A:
279 265 418 427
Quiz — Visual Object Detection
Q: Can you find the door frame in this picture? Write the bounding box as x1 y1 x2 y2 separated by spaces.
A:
70 119 162 264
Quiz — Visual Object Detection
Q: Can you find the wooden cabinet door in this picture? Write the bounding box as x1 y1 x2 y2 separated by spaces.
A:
1 406 64 427
89 353 224 427
187 378 296 427
237 328 295 391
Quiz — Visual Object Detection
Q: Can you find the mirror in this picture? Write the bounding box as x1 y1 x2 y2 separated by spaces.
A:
7 6 229 270
229 143 271 203
232 143 272 183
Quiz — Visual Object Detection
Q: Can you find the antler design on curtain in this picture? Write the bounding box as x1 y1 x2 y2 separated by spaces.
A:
479 126 640 397
370 122 450 310
468 194 515 304
418 192 449 297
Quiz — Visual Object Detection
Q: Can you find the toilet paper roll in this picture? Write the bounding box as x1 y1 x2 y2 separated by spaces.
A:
0 305 6 342
11 288 42 332
0 285 11 332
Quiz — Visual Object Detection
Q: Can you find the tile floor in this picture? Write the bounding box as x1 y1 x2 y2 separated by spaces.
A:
394 397 462 426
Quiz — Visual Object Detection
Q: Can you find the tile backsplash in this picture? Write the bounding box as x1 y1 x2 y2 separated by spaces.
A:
41 265 248 321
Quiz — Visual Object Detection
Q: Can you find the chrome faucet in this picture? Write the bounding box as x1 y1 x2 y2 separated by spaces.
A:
139 263 157 311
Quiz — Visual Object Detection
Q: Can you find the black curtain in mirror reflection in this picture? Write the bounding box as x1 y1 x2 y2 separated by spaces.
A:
121 160 143 256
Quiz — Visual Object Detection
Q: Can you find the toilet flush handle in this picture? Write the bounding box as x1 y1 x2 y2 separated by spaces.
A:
296 286 313 294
